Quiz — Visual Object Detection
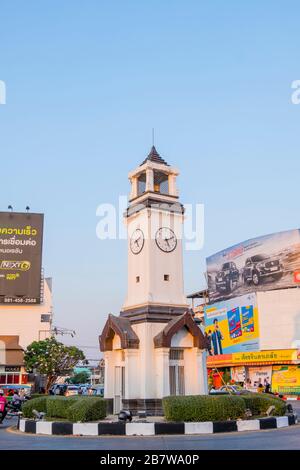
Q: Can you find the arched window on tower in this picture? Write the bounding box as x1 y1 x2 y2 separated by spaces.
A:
154 171 169 194
137 172 146 196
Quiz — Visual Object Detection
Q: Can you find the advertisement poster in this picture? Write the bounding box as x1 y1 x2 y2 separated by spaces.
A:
206 229 300 303
272 365 300 395
231 366 246 383
204 293 259 354
0 212 44 304
247 366 272 389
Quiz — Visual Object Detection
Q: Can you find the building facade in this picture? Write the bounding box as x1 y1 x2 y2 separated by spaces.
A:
0 277 52 387
205 287 300 396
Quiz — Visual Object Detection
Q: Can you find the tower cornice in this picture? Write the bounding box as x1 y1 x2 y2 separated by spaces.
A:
128 160 179 180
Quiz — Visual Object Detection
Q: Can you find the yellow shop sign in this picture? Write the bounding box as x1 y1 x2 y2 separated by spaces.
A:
232 349 300 364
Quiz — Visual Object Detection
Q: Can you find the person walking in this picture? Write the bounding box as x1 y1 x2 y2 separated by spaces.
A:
205 330 213 355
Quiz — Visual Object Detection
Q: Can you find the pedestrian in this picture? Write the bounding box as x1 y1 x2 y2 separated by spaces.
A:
205 330 213 355
257 383 264 393
265 379 271 393
0 389 8 423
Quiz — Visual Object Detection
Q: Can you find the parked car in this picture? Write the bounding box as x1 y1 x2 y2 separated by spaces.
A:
64 385 79 397
215 262 240 293
77 384 92 395
243 254 283 286
49 384 79 396
90 385 104 397
210 385 251 395
48 384 65 396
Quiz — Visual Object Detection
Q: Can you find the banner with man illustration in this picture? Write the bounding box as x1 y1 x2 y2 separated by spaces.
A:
206 229 300 303
0 212 44 304
204 293 259 355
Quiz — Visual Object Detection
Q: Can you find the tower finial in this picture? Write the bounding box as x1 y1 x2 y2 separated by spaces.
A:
152 128 155 146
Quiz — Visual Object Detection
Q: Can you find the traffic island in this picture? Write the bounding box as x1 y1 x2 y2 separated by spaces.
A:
18 413 298 436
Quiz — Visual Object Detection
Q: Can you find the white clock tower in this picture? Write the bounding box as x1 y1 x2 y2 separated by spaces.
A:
122 145 188 319
100 147 208 415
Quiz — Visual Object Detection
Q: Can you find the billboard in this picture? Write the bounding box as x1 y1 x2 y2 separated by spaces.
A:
207 229 300 303
272 365 300 395
204 292 259 354
0 212 44 304
247 366 272 389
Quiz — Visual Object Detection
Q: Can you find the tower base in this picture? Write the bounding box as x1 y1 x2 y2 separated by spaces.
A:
121 398 163 416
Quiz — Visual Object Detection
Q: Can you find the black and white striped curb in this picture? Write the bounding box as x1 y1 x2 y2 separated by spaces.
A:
18 414 297 436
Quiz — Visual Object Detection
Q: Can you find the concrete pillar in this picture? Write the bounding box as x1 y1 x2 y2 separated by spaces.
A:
130 176 138 199
124 349 139 399
104 351 114 399
168 174 178 196
197 349 209 395
183 348 208 395
155 348 170 398
146 168 154 192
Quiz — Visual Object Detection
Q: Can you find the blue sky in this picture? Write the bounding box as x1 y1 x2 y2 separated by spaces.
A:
0 1 299 359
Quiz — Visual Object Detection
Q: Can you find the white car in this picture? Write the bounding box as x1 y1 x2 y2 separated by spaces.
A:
65 386 79 397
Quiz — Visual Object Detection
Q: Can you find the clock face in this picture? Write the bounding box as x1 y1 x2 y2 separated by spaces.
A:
155 227 177 253
130 229 144 254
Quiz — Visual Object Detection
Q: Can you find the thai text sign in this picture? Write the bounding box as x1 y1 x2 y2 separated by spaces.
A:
0 212 44 304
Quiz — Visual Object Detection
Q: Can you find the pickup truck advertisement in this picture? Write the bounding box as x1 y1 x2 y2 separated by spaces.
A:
0 212 44 304
204 293 259 355
206 229 300 303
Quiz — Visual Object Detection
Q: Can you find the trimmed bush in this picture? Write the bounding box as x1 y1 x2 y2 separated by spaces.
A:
163 395 246 422
240 393 286 416
22 397 48 418
66 397 107 422
46 396 80 419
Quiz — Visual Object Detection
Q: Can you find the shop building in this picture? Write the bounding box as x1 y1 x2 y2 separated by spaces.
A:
189 228 300 396
0 277 52 386
193 286 300 396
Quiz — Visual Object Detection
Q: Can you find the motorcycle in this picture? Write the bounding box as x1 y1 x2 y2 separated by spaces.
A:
0 402 24 423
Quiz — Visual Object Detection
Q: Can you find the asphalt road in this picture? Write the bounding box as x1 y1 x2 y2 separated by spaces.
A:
1 402 299 450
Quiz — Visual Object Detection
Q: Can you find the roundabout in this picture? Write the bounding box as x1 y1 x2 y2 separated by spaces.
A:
17 413 298 436
1 417 300 450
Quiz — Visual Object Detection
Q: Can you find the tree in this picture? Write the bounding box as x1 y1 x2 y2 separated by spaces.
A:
69 371 90 384
24 337 86 392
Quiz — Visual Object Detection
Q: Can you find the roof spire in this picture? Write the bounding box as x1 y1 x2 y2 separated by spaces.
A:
140 144 169 166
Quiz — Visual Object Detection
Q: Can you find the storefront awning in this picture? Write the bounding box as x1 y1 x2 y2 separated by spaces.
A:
0 336 24 366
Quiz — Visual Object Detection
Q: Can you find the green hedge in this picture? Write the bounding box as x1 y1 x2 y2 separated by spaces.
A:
22 397 48 418
46 396 79 419
163 395 246 422
66 397 107 422
240 393 286 416
22 396 107 422
163 393 287 422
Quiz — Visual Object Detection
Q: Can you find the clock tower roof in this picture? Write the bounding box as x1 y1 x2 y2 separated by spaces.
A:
140 146 169 166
